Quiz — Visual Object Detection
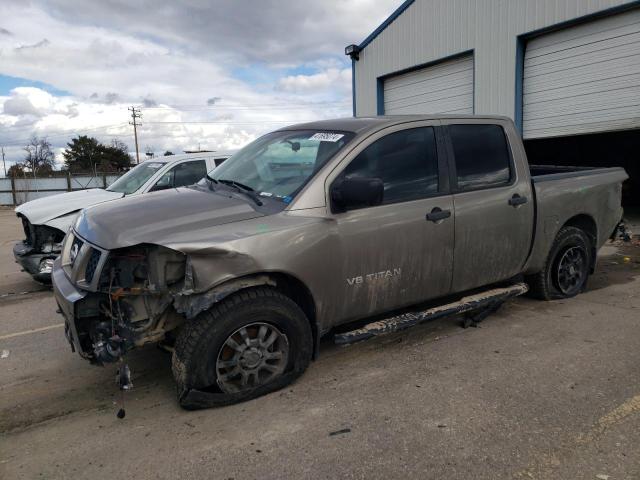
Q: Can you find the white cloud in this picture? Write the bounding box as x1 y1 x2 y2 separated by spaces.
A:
0 0 403 172
277 68 352 94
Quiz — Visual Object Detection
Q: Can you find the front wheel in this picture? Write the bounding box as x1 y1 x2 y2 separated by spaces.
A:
172 287 313 409
526 226 593 300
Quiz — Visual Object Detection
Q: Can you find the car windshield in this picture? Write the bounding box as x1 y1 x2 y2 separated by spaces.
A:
106 161 166 194
205 130 355 201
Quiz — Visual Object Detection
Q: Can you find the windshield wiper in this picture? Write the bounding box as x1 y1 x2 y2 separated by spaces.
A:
218 179 263 206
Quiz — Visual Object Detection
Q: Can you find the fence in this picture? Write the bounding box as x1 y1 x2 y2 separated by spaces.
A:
0 173 122 206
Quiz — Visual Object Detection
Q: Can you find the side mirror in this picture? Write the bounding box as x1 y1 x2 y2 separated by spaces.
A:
330 176 384 212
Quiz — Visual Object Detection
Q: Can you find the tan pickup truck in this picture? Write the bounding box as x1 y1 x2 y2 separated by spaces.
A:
51 115 627 408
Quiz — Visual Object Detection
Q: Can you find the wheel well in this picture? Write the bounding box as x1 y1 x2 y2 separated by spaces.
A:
197 272 318 358
562 214 597 271
267 273 318 358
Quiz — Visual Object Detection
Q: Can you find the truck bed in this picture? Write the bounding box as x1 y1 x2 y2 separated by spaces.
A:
524 165 627 275
530 164 610 180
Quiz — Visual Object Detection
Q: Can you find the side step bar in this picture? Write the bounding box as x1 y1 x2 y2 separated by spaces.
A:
334 283 529 345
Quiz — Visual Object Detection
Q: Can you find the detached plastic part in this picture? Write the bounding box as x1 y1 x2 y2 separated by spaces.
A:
115 363 133 419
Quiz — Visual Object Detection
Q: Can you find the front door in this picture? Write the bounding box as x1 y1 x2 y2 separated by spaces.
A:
327 124 455 324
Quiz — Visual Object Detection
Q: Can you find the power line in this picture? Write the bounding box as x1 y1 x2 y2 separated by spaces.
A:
143 120 318 125
0 123 130 145
141 101 350 110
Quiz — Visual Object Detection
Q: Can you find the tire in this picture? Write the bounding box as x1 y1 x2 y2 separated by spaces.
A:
172 286 313 409
526 226 593 300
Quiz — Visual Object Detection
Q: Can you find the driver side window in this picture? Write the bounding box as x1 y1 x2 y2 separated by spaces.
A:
342 127 439 206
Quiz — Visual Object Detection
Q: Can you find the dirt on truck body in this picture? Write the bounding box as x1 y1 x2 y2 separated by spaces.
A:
52 115 627 408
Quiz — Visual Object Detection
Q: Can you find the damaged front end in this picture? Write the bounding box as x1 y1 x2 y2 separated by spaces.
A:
14 214 65 282
54 231 189 365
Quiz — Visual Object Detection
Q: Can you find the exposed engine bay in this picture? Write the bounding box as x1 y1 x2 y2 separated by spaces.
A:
13 214 65 281
66 238 189 364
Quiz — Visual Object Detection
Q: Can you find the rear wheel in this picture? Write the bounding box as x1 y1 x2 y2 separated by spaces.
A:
526 226 592 300
172 287 313 409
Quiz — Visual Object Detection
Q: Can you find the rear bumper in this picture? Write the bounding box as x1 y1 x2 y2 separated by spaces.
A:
13 242 57 283
52 257 91 358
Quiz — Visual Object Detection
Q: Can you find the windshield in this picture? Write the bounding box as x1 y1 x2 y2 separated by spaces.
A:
106 161 166 194
205 130 355 201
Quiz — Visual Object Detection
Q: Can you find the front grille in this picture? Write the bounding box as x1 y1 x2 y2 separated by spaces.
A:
61 231 107 291
85 248 102 283
70 236 84 266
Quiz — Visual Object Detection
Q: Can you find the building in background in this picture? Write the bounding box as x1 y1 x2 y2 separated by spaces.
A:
349 0 640 206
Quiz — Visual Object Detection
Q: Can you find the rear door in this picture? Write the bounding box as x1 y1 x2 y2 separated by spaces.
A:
443 121 534 292
326 123 455 323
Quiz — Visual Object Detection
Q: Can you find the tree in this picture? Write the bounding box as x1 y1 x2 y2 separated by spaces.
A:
62 135 101 173
63 136 132 173
100 139 133 171
7 163 24 177
163 150 174 156
23 136 55 173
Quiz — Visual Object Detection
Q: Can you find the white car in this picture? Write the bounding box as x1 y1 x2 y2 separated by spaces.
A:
14 151 235 282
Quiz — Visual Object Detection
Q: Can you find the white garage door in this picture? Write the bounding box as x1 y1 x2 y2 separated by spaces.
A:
383 54 474 115
523 8 640 139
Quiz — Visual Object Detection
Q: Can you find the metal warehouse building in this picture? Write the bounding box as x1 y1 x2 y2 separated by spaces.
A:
350 0 640 205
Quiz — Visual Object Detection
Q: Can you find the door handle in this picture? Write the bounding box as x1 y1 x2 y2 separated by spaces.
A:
426 207 451 223
508 194 528 207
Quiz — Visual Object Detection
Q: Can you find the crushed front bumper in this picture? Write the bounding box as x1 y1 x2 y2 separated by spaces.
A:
13 241 57 283
52 257 91 358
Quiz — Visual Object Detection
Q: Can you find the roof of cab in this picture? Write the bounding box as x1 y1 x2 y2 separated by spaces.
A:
277 115 513 135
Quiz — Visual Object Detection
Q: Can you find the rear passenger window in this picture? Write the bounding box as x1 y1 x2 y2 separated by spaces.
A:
343 127 438 205
449 124 512 191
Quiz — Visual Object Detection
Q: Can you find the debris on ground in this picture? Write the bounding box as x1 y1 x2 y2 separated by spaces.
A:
1 349 9 359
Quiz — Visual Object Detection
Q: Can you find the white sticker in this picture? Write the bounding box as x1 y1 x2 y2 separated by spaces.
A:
309 132 345 142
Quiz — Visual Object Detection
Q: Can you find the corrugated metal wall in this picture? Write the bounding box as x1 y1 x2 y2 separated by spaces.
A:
523 7 640 138
383 54 474 114
354 0 636 118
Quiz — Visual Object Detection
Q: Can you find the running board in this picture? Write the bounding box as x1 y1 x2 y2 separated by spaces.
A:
334 283 529 345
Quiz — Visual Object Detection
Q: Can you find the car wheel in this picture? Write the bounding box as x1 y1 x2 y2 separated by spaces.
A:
172 287 313 409
526 226 592 300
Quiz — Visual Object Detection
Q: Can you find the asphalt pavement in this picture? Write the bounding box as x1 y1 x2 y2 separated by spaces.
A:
1 207 639 479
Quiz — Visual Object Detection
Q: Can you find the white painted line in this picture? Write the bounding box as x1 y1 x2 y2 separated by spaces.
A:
0 323 64 341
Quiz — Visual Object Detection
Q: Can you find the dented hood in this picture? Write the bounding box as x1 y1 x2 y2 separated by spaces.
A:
74 186 266 250
15 188 123 226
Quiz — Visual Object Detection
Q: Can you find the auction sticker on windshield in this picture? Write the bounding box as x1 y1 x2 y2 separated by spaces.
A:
309 132 344 142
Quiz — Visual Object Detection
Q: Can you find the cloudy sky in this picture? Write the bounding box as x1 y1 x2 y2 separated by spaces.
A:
0 0 401 173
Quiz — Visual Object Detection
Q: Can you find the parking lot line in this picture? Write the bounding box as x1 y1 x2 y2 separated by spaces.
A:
0 323 64 341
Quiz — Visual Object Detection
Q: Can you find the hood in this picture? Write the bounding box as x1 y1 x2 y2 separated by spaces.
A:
74 186 266 250
15 188 124 226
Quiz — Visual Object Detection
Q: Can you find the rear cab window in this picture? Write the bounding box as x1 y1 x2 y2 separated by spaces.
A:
448 124 513 191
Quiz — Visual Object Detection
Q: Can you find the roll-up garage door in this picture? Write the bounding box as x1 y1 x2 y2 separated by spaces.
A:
383 54 474 115
523 8 640 139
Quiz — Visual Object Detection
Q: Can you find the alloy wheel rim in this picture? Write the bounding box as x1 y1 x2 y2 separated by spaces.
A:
556 246 586 295
215 322 289 394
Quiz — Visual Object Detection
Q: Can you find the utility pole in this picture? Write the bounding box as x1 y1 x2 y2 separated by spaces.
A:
1 147 6 178
128 106 142 164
